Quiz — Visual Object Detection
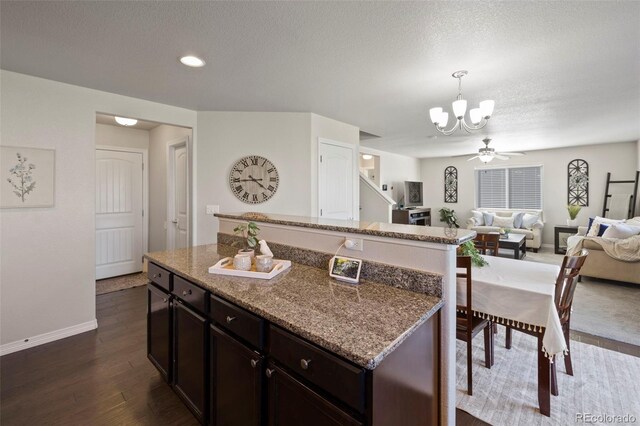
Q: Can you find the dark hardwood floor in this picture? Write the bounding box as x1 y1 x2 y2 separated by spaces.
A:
2 285 635 425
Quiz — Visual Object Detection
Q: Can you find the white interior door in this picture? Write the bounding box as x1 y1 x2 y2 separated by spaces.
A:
96 149 143 279
168 143 188 249
318 140 356 220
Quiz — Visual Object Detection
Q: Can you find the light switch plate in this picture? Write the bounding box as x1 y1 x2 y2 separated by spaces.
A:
206 205 220 215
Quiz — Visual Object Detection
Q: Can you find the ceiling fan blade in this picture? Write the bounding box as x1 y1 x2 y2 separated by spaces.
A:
497 152 525 156
451 153 476 158
494 154 509 160
467 155 480 161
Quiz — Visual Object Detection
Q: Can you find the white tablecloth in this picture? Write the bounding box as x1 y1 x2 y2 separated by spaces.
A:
456 255 566 357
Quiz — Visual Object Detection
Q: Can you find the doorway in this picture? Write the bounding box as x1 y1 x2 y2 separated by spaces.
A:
167 137 190 250
95 147 147 279
318 138 358 220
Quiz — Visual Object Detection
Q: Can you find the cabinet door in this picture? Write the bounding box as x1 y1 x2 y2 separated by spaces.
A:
174 300 208 424
266 364 362 426
147 284 171 382
210 325 263 426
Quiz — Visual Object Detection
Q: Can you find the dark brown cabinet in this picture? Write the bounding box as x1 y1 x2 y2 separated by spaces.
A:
173 300 208 424
210 325 264 426
147 284 172 383
266 363 362 426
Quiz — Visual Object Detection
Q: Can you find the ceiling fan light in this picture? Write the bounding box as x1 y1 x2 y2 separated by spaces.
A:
438 112 449 128
114 116 138 126
452 99 467 119
480 100 495 118
469 108 482 125
429 107 442 124
478 153 493 163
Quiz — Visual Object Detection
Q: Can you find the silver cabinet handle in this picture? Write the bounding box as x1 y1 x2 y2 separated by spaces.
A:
250 359 258 368
266 368 275 378
172 220 178 224
162 298 167 303
226 316 236 324
300 359 312 370
182 289 191 296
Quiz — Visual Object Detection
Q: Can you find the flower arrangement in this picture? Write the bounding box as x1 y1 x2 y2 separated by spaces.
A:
457 240 489 267
439 207 460 228
567 205 582 220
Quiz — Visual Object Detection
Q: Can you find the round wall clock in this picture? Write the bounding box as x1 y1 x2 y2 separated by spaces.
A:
229 155 279 204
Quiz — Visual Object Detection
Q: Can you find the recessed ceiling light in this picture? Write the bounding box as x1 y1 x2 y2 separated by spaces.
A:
115 116 138 126
362 154 373 160
180 55 206 67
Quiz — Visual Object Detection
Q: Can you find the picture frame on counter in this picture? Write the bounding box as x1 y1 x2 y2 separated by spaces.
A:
329 256 362 284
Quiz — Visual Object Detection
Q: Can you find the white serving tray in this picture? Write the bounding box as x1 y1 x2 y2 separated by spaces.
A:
208 257 292 280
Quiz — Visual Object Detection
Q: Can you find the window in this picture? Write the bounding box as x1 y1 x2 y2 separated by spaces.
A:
476 166 542 209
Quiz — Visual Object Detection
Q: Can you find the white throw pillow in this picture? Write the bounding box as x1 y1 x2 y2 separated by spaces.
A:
601 223 640 239
493 215 514 228
625 217 640 227
521 213 539 229
482 212 495 226
471 210 484 226
512 212 525 229
587 216 625 237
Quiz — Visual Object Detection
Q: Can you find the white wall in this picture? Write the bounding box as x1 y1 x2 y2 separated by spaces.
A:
0 71 197 351
148 125 193 252
360 146 421 203
196 112 312 245
95 123 149 150
195 112 359 245
420 141 639 245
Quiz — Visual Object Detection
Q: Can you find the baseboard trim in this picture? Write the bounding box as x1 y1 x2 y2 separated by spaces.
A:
0 319 98 356
541 243 554 249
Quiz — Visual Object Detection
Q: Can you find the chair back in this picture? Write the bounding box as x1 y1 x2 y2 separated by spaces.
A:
474 233 500 256
456 256 473 325
554 249 589 324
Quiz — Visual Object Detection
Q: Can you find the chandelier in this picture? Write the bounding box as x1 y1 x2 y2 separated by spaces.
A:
429 71 495 136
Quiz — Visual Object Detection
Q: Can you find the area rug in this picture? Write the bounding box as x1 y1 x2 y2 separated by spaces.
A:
96 272 148 295
522 248 640 346
456 328 640 426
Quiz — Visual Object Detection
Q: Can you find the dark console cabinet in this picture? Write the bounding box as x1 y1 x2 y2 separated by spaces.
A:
392 208 431 226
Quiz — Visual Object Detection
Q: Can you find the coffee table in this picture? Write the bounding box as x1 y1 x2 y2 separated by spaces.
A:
498 233 526 259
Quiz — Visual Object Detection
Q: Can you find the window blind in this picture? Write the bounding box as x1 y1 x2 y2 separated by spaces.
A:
476 166 542 209
476 168 506 208
509 166 542 209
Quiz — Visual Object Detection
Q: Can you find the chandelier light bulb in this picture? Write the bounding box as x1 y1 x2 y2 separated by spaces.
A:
429 107 443 124
469 108 482 125
479 100 495 118
429 71 494 135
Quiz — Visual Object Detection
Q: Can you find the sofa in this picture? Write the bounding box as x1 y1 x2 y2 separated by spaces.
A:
465 208 544 251
573 217 640 285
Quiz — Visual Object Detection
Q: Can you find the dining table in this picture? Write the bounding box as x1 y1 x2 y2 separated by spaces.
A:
456 254 564 417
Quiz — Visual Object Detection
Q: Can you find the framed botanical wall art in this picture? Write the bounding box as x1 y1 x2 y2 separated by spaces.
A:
1 146 55 208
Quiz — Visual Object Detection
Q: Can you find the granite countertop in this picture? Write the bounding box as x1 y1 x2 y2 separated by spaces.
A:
215 212 476 245
145 244 443 370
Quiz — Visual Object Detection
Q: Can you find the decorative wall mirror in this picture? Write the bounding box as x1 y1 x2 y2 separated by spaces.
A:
444 166 458 203
568 159 589 206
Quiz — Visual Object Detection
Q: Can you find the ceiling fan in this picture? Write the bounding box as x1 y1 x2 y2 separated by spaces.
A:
461 138 525 163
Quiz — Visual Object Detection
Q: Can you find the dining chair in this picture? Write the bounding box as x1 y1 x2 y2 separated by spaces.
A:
505 249 589 396
474 233 500 256
456 256 494 396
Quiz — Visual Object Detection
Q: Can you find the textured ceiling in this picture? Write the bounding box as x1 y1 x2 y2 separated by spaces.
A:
2 1 639 158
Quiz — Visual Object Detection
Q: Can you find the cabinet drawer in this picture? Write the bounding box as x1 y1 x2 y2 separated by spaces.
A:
210 295 265 350
269 325 365 413
172 275 207 313
148 262 171 291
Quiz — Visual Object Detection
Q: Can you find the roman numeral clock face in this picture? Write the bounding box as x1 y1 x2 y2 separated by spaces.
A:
229 156 280 204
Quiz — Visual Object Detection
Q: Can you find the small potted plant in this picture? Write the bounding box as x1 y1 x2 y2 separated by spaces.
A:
439 207 460 228
457 240 489 267
567 205 581 226
233 221 260 256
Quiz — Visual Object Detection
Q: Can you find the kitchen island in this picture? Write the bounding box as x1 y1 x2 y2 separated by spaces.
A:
146 243 443 426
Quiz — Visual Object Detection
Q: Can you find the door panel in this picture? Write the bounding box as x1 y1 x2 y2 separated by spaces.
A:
173 301 207 424
168 143 189 250
267 363 362 426
319 142 355 220
210 325 263 426
96 149 143 279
